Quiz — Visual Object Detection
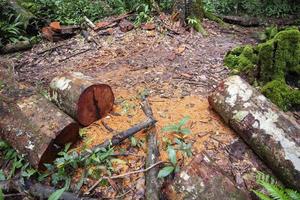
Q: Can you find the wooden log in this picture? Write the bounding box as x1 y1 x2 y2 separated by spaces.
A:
0 41 32 54
208 75 300 190
162 154 249 199
0 179 97 200
48 72 115 126
219 15 260 27
0 67 80 169
0 94 80 169
141 98 160 200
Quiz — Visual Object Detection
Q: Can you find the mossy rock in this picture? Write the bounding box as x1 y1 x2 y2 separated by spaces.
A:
261 80 300 111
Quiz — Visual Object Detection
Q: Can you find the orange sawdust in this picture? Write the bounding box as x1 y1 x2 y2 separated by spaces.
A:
72 90 238 198
77 90 236 163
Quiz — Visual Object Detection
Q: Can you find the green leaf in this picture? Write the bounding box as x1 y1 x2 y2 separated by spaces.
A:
0 170 5 181
0 187 3 200
253 190 273 200
180 128 191 135
286 189 300 200
158 166 174 178
167 146 177 165
178 116 190 128
162 125 178 132
48 187 66 200
130 137 137 147
258 180 289 200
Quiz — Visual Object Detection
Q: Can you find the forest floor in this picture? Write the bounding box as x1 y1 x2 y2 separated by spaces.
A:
1 18 271 199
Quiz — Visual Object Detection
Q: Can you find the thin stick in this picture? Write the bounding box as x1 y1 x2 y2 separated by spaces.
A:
101 120 114 132
59 49 91 62
84 16 96 29
86 161 164 194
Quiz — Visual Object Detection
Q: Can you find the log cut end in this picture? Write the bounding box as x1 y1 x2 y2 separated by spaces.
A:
39 122 80 169
77 84 114 126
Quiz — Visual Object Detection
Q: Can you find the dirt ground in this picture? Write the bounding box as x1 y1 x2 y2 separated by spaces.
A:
1 18 270 199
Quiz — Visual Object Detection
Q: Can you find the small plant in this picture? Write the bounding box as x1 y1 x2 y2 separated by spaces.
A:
187 16 206 35
253 171 300 200
162 116 191 135
158 146 179 178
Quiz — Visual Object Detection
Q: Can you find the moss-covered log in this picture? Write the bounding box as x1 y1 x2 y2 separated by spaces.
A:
208 75 300 191
163 154 249 200
47 72 115 126
224 28 300 111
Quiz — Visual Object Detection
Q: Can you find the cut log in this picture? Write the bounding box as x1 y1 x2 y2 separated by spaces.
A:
0 68 80 169
48 72 115 126
219 15 260 27
0 41 32 54
162 154 249 199
0 94 80 169
208 75 300 191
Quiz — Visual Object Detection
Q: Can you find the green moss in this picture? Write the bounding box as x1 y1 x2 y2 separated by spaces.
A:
224 27 300 111
261 80 300 111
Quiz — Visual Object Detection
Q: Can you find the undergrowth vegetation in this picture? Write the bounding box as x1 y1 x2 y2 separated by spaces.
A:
203 0 300 17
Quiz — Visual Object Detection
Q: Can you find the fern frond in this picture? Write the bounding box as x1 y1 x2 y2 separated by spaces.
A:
286 189 300 200
253 190 273 200
258 180 290 200
256 171 276 185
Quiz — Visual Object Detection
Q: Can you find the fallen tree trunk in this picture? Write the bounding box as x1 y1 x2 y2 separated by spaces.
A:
219 15 260 27
0 68 80 169
163 154 249 199
0 41 32 54
208 75 300 191
0 94 80 169
48 72 115 126
0 179 97 200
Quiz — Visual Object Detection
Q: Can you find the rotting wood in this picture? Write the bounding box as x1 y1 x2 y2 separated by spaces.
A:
141 98 160 200
0 179 97 200
94 13 133 31
0 68 80 169
162 154 250 200
47 72 115 126
208 75 300 191
0 41 32 54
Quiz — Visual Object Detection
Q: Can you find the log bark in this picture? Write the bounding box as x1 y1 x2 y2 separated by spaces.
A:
0 179 97 200
141 98 160 200
208 75 300 191
48 72 115 126
163 154 249 200
0 68 80 169
220 15 260 27
0 94 80 169
0 41 32 54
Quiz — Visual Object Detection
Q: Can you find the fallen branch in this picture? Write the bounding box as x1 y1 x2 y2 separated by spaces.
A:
59 49 91 62
0 179 96 200
80 117 157 160
86 161 164 194
0 41 32 54
101 120 114 132
37 43 65 55
141 98 160 200
84 16 96 29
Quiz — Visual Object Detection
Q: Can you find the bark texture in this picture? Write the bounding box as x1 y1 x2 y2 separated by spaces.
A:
208 75 300 190
0 68 80 169
163 154 249 200
48 72 114 126
0 95 80 169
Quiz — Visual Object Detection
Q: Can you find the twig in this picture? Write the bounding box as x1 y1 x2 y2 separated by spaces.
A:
86 161 164 194
84 16 96 29
101 120 114 132
37 44 65 55
59 49 91 62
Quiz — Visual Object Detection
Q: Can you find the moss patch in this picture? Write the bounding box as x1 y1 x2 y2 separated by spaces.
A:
224 28 300 111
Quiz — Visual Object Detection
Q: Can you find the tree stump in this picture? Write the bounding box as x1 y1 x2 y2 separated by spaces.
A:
48 72 115 126
208 75 300 190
